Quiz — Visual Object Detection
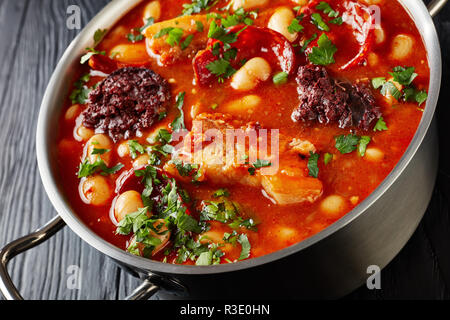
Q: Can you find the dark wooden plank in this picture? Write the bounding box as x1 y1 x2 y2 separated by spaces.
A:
0 0 140 300
0 0 449 300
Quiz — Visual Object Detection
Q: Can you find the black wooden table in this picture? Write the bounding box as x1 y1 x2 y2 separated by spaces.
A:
1 0 449 300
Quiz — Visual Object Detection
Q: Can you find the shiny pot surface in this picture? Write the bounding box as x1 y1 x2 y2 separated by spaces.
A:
0 0 445 300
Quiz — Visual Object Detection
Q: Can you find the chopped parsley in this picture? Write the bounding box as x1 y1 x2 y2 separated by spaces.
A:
167 28 184 46
335 134 360 154
307 152 320 178
247 159 272 175
253 159 272 169
237 234 251 260
373 117 388 132
308 33 337 66
93 29 108 46
78 158 124 178
329 16 343 25
80 47 106 65
358 136 371 157
288 17 304 34
80 29 108 64
300 33 318 53
128 140 146 159
206 59 236 80
389 66 417 86
182 0 216 16
335 134 372 157
91 148 110 155
311 13 329 32
69 74 91 104
195 20 204 32
213 188 230 198
403 87 428 106
316 1 340 18
372 66 428 106
324 152 333 165
171 92 186 131
273 71 288 85
381 81 402 100
181 34 195 50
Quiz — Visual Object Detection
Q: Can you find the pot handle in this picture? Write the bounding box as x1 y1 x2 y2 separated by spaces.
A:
428 0 448 17
0 216 160 300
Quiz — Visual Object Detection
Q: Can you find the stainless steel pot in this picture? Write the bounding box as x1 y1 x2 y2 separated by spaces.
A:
0 0 447 300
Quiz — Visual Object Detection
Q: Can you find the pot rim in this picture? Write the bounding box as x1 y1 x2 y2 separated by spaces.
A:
36 0 442 275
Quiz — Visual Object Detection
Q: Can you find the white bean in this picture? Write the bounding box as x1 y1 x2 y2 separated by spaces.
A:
231 57 271 91
80 176 112 206
223 95 262 113
117 141 130 158
143 1 161 23
65 104 81 121
75 125 94 142
364 148 384 162
268 7 298 42
320 195 347 218
391 34 414 60
86 134 112 166
133 154 150 169
109 43 149 64
232 0 269 11
114 191 144 222
374 26 385 44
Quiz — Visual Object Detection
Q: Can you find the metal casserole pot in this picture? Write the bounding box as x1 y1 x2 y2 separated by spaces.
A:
0 0 447 300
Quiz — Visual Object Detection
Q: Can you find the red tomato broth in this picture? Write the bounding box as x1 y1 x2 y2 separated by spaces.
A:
56 0 429 263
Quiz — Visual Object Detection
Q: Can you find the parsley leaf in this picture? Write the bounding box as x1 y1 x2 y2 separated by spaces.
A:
335 134 360 154
93 29 108 46
182 0 215 16
308 33 337 66
166 28 184 46
358 136 371 157
80 48 106 64
316 1 339 17
253 159 272 168
300 33 318 53
371 77 386 89
373 117 388 132
273 71 288 85
238 234 251 260
171 92 186 131
213 188 230 198
329 16 343 25
196 251 213 266
69 74 91 104
324 153 333 165
196 20 204 32
181 34 195 50
78 158 124 178
389 66 417 86
307 152 319 178
128 140 146 159
311 13 330 31
403 87 428 106
380 81 402 100
288 17 304 34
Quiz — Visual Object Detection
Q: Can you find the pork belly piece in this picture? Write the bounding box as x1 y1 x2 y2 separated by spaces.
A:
165 113 323 205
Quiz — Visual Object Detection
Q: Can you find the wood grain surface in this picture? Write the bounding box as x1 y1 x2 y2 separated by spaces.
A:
0 0 449 300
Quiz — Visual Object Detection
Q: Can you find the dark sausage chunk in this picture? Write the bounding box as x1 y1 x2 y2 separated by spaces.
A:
82 67 171 142
291 65 380 130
